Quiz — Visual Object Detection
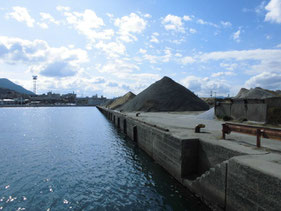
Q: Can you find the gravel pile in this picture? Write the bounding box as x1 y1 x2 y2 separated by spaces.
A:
119 76 209 112
108 92 136 110
235 87 278 99
102 99 115 107
197 107 215 120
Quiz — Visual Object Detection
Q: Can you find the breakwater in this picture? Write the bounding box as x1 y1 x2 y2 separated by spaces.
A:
97 106 281 211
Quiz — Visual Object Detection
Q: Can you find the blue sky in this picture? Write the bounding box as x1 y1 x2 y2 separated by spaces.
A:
0 0 281 97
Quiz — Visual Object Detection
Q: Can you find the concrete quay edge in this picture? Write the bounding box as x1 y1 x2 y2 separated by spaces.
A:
97 106 281 211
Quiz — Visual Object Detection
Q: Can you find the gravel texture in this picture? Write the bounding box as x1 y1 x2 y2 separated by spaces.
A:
119 76 209 112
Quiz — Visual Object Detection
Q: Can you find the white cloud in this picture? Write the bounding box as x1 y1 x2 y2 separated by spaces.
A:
106 13 114 18
6 6 35 27
97 72 160 97
221 21 232 27
0 36 88 78
143 54 158 64
99 59 139 77
211 71 236 77
162 14 185 33
189 28 197 34
200 49 281 62
180 56 196 65
245 71 281 89
62 9 114 42
162 49 172 62
139 48 147 54
56 5 70 12
255 1 267 14
232 29 241 42
95 41 126 58
115 13 147 42
40 12 59 25
65 9 104 28
37 22 48 29
40 61 76 77
181 76 230 96
220 63 238 71
266 35 272 40
141 48 174 64
144 14 152 18
197 19 207 25
183 15 192 21
150 32 159 43
175 53 182 57
276 43 281 48
197 18 219 27
265 0 281 23
92 77 106 84
200 49 281 75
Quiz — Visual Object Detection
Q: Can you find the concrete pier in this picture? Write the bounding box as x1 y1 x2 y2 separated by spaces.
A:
97 106 281 210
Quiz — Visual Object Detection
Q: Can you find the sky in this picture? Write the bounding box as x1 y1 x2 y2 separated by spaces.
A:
0 0 281 97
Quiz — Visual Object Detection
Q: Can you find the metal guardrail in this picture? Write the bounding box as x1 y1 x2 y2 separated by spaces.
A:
222 123 281 147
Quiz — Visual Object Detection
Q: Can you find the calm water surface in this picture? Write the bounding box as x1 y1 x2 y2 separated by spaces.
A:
0 107 209 210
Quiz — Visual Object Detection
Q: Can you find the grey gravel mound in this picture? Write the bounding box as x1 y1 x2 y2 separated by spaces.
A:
119 76 209 112
235 87 278 99
108 92 136 110
102 99 115 107
235 88 249 99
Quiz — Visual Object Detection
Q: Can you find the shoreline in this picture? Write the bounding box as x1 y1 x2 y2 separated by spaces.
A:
0 105 97 108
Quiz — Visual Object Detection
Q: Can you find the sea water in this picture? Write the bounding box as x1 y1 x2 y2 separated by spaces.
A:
0 107 209 210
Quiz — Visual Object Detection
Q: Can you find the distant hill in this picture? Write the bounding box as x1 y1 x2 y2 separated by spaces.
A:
0 87 30 99
0 78 34 95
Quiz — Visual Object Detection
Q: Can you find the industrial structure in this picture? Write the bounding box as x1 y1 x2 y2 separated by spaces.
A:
32 75 37 95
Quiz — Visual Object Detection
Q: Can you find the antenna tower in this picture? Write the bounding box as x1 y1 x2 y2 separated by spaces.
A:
32 75 38 94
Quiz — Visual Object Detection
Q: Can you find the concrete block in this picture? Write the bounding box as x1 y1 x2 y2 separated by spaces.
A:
197 140 245 175
247 103 267 122
231 102 247 120
215 103 231 118
181 139 199 178
227 157 281 211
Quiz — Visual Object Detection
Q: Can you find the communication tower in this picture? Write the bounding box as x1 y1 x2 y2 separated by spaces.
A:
32 75 37 94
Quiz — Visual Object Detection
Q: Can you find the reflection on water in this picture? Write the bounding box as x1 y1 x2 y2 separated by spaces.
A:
0 107 209 210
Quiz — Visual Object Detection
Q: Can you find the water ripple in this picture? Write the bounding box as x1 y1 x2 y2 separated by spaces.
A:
0 107 209 210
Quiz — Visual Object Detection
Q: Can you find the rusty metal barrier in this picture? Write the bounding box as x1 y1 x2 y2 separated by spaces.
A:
222 123 281 147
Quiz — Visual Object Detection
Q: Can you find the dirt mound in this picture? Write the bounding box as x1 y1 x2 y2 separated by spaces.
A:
119 76 209 112
108 92 136 110
235 87 277 99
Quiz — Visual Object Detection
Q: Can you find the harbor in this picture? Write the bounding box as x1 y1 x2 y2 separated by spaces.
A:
1 0 281 209
97 106 281 210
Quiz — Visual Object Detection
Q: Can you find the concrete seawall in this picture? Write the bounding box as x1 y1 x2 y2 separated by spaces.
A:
97 106 281 210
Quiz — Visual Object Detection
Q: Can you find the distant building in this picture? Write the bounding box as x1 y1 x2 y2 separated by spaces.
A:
76 95 107 106
30 91 76 105
0 99 15 105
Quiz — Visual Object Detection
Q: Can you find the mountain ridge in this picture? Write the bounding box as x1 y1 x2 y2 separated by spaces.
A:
0 78 34 95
